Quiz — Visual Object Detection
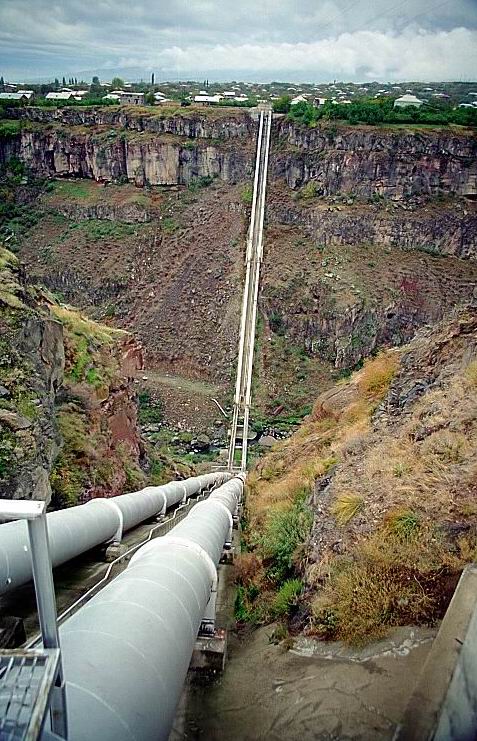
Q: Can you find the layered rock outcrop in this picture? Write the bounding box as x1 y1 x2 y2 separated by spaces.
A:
2 108 476 197
0 248 144 504
274 120 477 198
5 129 251 186
267 195 477 260
11 106 254 139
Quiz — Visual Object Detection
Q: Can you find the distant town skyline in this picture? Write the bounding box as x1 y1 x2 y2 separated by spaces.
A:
1 0 476 82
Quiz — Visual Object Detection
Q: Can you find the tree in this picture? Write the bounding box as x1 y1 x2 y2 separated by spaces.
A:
0 77 4 92
90 76 102 95
54 78 60 89
145 92 155 106
273 95 291 114
151 72 155 86
62 76 66 87
111 77 124 89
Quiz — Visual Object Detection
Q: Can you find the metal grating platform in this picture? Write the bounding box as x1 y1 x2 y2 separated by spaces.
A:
0 649 60 741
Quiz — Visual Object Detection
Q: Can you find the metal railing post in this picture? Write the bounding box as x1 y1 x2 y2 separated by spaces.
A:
0 499 68 739
27 513 68 738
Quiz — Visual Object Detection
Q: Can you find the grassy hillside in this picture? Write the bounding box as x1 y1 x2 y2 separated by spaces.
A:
238 307 477 643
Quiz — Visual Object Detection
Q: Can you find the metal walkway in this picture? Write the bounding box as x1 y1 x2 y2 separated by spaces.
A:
228 107 272 472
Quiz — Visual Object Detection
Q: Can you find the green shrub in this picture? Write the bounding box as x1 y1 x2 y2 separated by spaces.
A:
261 497 313 581
0 428 16 479
0 120 21 139
50 455 85 507
234 584 263 623
287 97 477 129
299 181 318 200
272 96 292 114
385 510 420 540
269 311 285 335
241 186 253 206
162 217 178 233
272 579 302 617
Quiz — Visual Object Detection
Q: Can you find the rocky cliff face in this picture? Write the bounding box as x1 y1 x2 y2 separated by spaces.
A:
274 120 477 198
267 191 477 260
0 252 64 501
12 106 254 139
5 129 252 186
0 247 144 504
2 108 477 426
2 108 476 197
2 107 255 186
260 225 477 376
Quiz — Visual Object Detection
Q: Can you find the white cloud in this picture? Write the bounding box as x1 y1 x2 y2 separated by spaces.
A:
0 0 476 80
144 28 477 80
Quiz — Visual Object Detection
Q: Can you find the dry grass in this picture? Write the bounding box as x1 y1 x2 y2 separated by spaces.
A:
0 247 26 310
50 304 126 345
312 525 473 644
248 314 477 641
248 352 399 535
464 359 477 387
420 430 470 464
331 493 364 526
357 352 400 400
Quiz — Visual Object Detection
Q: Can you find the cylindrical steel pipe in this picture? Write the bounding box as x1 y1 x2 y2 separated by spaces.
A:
0 472 230 595
54 475 244 741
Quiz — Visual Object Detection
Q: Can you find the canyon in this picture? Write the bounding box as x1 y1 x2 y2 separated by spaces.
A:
1 106 476 435
1 102 477 738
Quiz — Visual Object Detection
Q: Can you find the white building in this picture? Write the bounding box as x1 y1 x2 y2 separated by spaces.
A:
194 94 223 105
290 94 308 105
45 92 75 100
0 92 29 101
394 94 424 109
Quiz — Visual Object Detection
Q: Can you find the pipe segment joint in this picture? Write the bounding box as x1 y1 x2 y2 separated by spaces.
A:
207 499 234 547
157 536 218 590
87 498 124 543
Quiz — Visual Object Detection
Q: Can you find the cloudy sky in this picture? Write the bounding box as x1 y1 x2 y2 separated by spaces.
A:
1 0 476 83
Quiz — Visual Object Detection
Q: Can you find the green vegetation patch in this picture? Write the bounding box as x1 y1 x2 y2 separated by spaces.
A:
0 427 17 480
260 495 313 581
138 390 163 425
0 120 21 139
286 97 477 129
75 219 139 240
47 179 94 200
50 303 125 389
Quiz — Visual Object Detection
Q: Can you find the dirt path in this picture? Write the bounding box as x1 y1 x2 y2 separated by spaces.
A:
137 370 228 432
140 371 221 397
171 625 436 741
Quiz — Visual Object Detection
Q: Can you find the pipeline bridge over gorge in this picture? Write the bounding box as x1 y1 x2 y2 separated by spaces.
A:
0 106 272 741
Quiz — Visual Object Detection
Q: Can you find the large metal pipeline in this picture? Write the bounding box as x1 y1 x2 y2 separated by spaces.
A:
53 475 244 741
0 472 231 595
